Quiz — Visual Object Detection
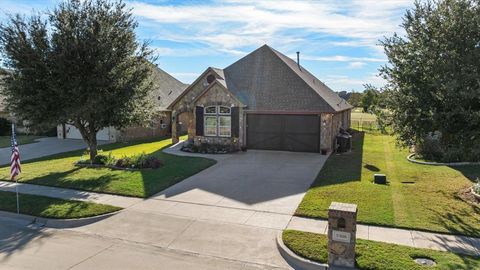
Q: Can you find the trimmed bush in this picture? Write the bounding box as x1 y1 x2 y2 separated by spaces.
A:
115 153 163 169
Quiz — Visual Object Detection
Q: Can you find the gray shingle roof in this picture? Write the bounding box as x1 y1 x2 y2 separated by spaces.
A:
149 64 189 111
223 45 352 112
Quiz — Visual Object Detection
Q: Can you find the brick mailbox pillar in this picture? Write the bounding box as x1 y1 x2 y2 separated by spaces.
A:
328 202 358 268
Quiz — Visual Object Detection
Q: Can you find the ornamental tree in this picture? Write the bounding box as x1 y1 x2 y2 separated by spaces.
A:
0 0 154 160
380 0 480 161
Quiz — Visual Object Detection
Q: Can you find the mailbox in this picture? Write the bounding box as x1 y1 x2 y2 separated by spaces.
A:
328 202 357 268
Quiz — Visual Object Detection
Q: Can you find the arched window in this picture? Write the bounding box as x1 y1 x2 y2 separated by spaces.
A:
204 106 231 137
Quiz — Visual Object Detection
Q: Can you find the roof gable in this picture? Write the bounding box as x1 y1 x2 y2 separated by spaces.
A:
223 45 351 112
149 64 188 111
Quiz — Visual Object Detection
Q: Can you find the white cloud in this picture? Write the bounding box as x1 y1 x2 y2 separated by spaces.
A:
169 72 200 83
304 55 385 62
323 73 386 91
128 0 413 53
348 62 366 69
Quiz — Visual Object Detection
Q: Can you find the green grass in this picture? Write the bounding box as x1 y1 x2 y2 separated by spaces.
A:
0 135 44 148
351 108 377 122
296 131 480 237
283 230 480 270
0 136 216 198
0 190 121 219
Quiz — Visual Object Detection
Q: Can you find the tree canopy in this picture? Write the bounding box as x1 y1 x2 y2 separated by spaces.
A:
381 0 480 162
0 0 154 160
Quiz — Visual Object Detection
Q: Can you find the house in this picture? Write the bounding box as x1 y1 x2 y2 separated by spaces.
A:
57 65 188 141
168 45 352 153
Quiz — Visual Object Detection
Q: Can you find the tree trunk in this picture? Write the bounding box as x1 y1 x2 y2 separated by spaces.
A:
75 120 99 163
88 126 98 162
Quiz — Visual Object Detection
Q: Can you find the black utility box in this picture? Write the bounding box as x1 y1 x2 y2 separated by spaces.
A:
374 174 387 184
336 134 352 153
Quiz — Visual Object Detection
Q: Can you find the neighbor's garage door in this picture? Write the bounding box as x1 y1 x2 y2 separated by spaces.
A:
247 114 320 152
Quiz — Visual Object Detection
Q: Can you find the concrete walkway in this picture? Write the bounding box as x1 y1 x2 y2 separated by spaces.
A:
287 216 480 256
0 137 109 166
0 181 142 208
1 180 479 257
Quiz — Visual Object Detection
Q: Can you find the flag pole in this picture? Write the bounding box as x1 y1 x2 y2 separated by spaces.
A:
12 123 19 214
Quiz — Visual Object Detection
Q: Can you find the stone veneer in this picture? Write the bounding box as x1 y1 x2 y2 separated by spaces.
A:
320 109 351 152
171 69 244 150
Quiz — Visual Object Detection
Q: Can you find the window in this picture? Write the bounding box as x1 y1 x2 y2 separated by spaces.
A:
205 106 217 114
204 106 231 137
219 116 231 137
205 116 217 136
219 106 231 114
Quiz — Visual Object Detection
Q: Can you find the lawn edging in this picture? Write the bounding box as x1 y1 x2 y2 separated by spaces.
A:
276 232 329 270
407 153 480 166
0 208 121 228
472 188 480 201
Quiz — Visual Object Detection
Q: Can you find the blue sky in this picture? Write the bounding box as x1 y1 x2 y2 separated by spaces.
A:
0 0 414 91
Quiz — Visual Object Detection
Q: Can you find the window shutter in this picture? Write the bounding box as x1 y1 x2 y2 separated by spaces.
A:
231 107 240 137
195 106 204 136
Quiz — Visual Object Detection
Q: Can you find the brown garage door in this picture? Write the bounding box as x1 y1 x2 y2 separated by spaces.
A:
247 114 320 152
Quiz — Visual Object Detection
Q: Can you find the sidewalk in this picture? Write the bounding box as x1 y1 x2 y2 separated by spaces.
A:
1 180 479 257
0 181 142 208
287 216 480 256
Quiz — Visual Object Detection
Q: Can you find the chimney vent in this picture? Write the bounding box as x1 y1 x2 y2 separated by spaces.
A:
296 51 300 67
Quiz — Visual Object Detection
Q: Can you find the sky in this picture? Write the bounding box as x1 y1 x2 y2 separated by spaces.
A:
0 0 415 92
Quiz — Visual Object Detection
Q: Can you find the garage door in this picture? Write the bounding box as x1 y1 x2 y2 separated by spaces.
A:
247 114 320 152
64 124 112 141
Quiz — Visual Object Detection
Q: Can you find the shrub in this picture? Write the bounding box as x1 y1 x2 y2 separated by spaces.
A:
0 118 11 136
93 153 116 166
115 152 163 169
416 137 444 161
442 148 465 163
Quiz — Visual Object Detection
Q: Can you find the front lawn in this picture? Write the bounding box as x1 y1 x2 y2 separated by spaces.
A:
0 190 121 219
0 136 216 197
296 131 480 237
283 230 480 270
0 135 44 148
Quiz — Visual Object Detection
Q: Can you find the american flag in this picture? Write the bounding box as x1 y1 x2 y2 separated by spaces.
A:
10 125 21 180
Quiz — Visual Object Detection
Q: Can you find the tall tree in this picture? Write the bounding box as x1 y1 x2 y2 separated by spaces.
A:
0 0 154 160
380 0 480 161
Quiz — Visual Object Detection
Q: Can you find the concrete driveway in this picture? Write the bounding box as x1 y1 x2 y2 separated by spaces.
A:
63 145 328 269
1 144 328 269
157 146 327 215
0 138 109 166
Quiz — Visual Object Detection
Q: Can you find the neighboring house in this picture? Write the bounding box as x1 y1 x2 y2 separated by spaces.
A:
57 65 188 141
169 45 352 153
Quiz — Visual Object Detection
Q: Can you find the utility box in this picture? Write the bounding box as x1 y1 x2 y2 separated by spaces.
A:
374 174 387 184
328 202 358 268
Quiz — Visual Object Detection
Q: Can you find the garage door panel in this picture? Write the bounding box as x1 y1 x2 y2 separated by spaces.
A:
283 116 319 134
247 114 319 152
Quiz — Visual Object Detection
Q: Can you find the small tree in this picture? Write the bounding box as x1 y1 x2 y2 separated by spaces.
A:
0 0 154 160
360 84 380 113
380 0 480 161
347 91 363 107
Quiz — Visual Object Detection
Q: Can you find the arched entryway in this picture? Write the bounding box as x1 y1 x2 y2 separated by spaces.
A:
172 110 194 144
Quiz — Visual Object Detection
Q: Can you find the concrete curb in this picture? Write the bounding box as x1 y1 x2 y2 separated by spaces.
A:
0 209 120 228
472 188 480 201
407 154 480 166
276 232 328 270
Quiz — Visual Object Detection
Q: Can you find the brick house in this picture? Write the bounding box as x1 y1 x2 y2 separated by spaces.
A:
57 64 188 141
169 45 352 153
